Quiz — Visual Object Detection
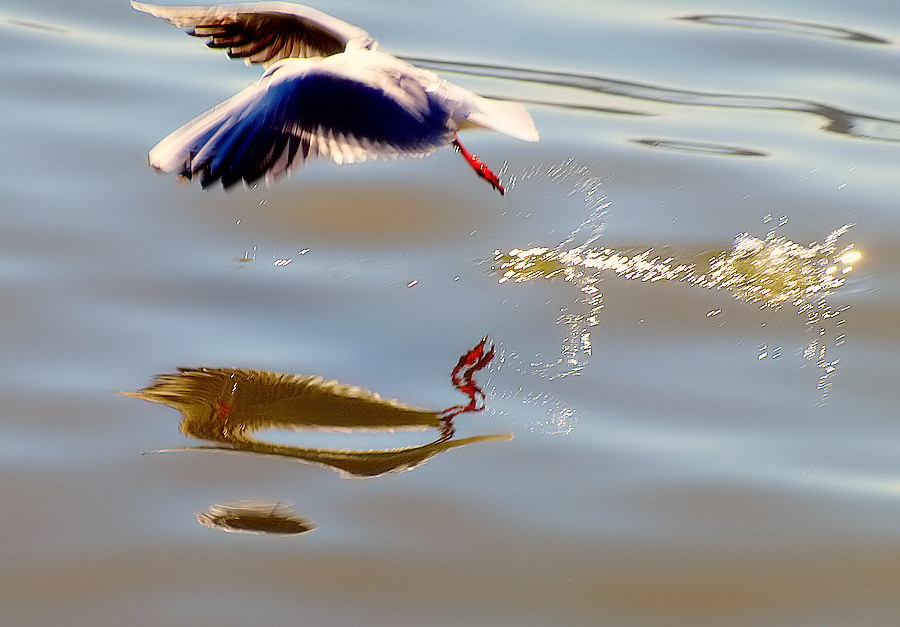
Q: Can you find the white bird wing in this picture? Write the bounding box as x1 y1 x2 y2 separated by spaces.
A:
131 1 377 66
149 56 458 189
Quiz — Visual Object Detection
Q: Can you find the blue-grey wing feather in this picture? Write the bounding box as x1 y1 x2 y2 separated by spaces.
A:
169 68 455 188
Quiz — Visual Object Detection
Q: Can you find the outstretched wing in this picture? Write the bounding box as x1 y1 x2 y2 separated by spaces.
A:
148 57 457 189
131 1 377 65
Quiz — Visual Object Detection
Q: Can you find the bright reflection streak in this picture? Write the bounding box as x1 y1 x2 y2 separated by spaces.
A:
498 227 858 310
483 161 611 434
494 165 858 400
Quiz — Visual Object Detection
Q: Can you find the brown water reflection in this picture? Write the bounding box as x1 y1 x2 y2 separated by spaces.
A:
122 337 511 534
122 337 511 479
196 502 315 536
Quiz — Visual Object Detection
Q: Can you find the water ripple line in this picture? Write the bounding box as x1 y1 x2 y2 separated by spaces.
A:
405 57 900 143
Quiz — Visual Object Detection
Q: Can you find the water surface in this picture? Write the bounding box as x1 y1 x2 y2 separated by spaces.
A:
2 1 899 625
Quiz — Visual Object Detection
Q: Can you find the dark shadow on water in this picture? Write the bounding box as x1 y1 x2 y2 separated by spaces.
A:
678 14 890 45
631 138 768 157
0 16 70 34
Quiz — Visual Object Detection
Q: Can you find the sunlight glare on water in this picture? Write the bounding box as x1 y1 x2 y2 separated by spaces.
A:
495 200 858 400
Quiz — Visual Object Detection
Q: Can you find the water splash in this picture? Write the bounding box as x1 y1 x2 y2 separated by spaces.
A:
488 372 579 436
502 160 610 381
494 218 858 397
492 160 856 425
696 225 856 307
707 227 856 399
484 161 610 434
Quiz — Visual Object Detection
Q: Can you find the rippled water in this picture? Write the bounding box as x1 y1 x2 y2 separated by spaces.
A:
3 1 900 625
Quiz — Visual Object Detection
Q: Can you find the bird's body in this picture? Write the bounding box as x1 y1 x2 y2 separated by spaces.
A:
132 1 539 193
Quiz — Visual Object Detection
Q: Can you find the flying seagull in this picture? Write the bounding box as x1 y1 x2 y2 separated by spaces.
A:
132 1 539 194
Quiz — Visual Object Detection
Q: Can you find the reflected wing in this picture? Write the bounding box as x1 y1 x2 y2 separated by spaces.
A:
159 434 515 478
149 58 455 189
121 366 442 435
123 338 510 478
196 502 315 535
131 1 377 65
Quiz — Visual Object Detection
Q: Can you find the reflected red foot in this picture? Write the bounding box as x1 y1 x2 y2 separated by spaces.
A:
452 138 505 195
214 399 233 421
438 336 495 441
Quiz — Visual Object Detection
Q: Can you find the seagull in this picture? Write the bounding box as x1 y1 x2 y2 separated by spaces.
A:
131 1 539 194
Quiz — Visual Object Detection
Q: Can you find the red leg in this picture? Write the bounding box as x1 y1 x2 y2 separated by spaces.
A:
452 137 505 195
436 336 495 442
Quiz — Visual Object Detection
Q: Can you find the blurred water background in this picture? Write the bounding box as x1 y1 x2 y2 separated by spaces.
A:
2 0 899 624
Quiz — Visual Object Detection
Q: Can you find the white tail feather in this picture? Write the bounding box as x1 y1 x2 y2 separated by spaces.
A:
463 96 540 143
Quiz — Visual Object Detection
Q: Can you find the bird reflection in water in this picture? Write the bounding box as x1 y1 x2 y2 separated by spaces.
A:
196 502 315 536
122 337 512 478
